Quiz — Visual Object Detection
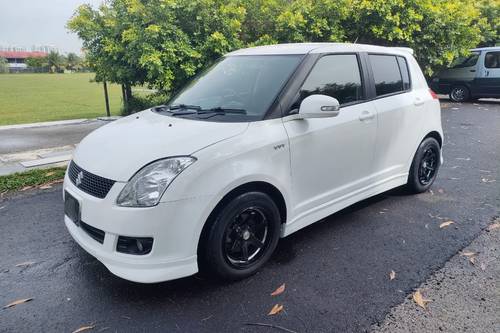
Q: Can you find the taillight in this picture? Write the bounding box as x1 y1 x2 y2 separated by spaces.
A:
429 89 439 100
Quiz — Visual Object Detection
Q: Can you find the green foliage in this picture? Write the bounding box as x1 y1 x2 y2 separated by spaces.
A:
121 93 168 115
476 0 500 46
25 56 47 69
66 52 82 71
47 51 64 73
0 167 66 193
68 0 499 98
0 57 8 73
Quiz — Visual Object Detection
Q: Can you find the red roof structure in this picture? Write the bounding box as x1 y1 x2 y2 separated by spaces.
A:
0 51 48 59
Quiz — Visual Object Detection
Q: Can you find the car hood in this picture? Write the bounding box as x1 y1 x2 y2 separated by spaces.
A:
73 110 249 181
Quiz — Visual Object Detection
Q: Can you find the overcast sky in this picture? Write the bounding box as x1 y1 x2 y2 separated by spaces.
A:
0 0 104 54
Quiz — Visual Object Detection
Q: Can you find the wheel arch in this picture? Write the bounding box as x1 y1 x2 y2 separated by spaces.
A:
196 181 288 257
423 131 443 148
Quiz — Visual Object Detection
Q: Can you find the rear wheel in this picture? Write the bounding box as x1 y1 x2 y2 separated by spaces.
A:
449 85 470 102
407 137 441 193
199 192 281 281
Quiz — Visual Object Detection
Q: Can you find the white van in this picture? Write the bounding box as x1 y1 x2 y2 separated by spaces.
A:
431 46 500 102
63 43 443 283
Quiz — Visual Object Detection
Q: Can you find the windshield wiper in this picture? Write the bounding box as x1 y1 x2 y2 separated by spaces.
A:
169 104 202 111
198 107 247 115
164 104 203 116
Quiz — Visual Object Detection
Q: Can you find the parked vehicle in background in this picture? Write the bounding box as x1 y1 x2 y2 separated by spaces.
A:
431 46 500 102
63 43 443 283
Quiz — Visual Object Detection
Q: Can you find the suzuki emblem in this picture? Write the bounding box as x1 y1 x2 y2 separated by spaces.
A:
75 171 84 187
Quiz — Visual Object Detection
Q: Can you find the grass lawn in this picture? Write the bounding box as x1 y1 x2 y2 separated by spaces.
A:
0 167 66 194
0 73 123 125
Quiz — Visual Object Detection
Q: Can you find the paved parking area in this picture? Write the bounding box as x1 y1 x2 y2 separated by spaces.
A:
0 101 499 332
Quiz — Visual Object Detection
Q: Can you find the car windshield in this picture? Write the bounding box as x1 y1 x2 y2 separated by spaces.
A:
164 55 303 122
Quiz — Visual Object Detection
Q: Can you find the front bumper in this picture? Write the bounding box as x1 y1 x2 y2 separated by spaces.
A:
63 174 214 283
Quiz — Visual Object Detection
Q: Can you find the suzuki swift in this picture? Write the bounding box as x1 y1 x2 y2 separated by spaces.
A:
64 43 443 283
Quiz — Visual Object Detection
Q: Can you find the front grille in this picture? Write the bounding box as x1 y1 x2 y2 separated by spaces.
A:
80 221 105 244
68 161 115 199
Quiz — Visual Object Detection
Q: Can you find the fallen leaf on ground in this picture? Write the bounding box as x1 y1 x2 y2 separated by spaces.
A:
268 304 284 315
3 298 33 309
439 221 455 229
15 261 35 267
461 252 475 257
389 270 396 280
487 223 500 231
45 171 56 177
270 283 286 296
413 290 430 309
469 257 476 265
72 325 95 333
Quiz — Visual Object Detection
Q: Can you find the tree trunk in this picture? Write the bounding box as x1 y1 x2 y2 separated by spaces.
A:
103 81 111 117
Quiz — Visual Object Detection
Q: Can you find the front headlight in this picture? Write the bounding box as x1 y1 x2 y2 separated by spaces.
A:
116 157 196 207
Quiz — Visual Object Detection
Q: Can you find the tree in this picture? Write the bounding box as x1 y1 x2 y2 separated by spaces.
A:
0 57 8 73
47 51 64 73
476 0 500 46
66 52 82 71
68 0 497 101
25 56 48 72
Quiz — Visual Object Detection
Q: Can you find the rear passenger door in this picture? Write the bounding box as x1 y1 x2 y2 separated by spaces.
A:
368 54 421 180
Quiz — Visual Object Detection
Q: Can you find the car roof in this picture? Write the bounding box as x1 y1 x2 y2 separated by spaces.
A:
226 43 412 57
471 46 500 52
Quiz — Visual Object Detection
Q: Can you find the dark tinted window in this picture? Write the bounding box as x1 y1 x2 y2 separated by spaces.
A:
370 54 404 96
485 52 500 68
294 54 364 108
397 56 411 90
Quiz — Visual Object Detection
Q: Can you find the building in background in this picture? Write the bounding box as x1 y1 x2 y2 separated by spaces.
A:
0 50 48 72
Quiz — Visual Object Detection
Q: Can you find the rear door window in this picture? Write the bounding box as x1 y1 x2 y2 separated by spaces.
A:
397 56 411 90
294 54 364 108
369 54 404 96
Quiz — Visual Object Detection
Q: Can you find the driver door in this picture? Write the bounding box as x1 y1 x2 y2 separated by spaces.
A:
283 54 377 220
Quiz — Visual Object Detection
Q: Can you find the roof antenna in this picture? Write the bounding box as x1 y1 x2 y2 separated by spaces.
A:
353 37 358 44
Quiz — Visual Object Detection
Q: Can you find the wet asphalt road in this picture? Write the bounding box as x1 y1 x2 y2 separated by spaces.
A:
0 120 105 154
1 101 499 333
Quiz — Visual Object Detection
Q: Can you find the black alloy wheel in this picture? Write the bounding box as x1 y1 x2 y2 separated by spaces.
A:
199 191 281 280
418 146 439 185
407 137 441 193
223 207 270 268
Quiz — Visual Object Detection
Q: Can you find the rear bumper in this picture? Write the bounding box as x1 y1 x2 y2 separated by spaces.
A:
63 174 214 283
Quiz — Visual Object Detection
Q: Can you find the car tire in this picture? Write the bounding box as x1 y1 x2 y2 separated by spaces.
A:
449 85 470 102
199 191 281 281
407 137 441 194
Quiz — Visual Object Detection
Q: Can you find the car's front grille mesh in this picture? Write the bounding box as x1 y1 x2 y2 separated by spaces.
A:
68 161 115 199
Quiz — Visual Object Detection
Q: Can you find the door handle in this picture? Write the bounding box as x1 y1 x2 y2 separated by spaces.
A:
469 69 476 72
414 97 425 106
359 111 374 121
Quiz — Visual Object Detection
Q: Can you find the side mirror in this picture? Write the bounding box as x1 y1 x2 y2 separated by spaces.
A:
298 95 340 119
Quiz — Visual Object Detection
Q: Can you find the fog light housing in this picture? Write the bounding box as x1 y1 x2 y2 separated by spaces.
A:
117 236 153 255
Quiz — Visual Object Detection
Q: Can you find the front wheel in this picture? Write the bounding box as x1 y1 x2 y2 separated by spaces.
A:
407 137 441 193
199 192 281 281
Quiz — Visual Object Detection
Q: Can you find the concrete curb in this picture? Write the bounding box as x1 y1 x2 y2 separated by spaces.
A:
0 118 91 131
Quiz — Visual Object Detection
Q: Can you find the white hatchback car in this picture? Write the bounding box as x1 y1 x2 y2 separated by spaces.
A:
64 43 443 283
